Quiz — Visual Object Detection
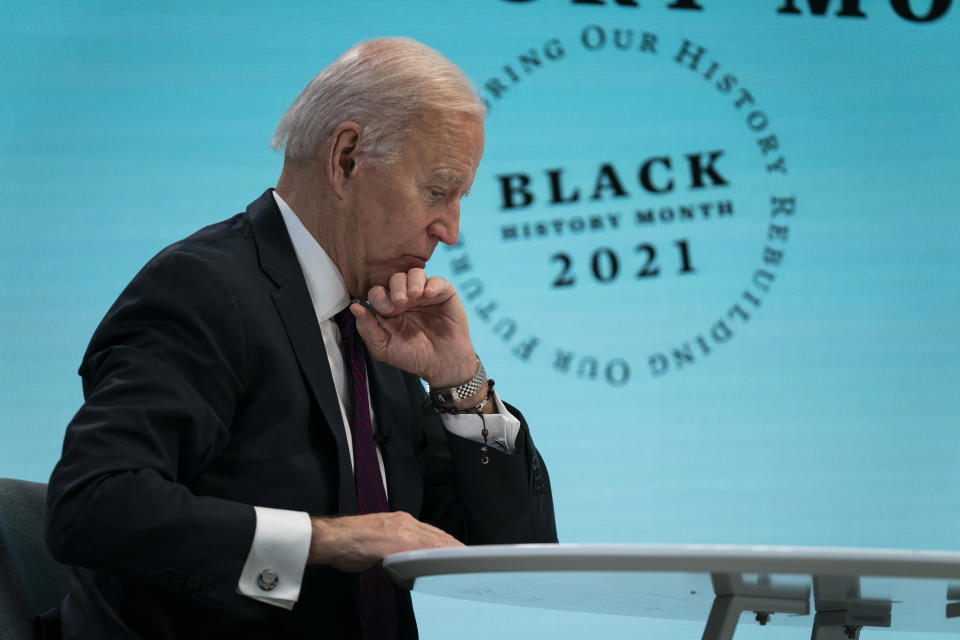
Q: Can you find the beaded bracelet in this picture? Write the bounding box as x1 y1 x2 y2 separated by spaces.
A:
431 378 495 415
432 379 496 465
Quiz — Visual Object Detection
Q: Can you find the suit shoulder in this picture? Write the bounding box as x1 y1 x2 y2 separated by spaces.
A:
154 211 254 268
83 213 254 368
95 211 257 337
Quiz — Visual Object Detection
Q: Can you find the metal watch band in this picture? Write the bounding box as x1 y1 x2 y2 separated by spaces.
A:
428 358 486 406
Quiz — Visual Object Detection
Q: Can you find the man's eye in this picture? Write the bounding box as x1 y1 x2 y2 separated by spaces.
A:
429 189 444 198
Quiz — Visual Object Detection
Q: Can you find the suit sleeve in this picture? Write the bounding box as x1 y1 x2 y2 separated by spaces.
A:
45 248 256 607
410 375 558 545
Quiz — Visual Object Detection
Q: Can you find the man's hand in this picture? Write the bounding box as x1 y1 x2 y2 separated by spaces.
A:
351 268 477 388
308 512 463 572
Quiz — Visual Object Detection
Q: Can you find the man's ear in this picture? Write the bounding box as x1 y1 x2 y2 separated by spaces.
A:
327 121 362 199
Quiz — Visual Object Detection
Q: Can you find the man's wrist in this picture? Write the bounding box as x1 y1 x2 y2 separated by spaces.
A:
433 379 495 414
427 356 486 407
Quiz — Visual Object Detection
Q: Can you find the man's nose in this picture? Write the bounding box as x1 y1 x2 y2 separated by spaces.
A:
429 203 460 246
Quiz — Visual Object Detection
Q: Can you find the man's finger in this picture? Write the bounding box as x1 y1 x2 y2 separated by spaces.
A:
367 285 394 316
351 303 389 356
423 276 454 300
406 268 426 299
388 272 408 305
427 529 464 548
396 518 463 552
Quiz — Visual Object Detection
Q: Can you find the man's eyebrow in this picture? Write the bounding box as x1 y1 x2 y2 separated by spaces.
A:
432 169 464 185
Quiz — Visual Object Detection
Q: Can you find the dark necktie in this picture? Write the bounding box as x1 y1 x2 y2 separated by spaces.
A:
334 307 399 640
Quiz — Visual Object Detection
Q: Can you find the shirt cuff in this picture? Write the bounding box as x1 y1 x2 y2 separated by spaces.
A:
237 507 311 609
439 391 520 453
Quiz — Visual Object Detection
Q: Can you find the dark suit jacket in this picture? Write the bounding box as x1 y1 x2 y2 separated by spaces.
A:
45 189 557 639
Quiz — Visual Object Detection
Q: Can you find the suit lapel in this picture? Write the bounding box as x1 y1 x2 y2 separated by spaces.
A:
246 190 357 515
366 358 423 517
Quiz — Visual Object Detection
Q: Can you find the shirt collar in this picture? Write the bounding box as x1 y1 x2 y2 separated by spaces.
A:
273 190 350 322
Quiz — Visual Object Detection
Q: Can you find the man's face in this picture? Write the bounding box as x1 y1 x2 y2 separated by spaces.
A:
340 111 485 296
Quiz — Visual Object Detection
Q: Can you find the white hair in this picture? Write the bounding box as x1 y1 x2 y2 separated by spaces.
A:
270 37 486 163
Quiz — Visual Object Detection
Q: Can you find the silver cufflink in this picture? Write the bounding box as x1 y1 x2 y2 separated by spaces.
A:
257 568 279 591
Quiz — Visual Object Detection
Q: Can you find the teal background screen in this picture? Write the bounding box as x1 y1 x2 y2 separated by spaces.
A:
2 2 958 637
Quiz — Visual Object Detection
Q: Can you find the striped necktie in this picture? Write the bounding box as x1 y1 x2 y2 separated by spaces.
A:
334 307 399 640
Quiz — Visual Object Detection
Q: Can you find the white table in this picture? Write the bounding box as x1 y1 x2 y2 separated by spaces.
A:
383 544 960 639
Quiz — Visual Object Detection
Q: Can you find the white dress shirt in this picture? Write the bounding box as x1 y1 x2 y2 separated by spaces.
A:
236 191 521 608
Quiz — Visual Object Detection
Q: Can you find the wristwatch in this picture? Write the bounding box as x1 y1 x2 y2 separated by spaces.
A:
428 357 487 406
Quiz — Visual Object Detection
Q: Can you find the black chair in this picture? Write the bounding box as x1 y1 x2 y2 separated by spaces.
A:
0 479 68 640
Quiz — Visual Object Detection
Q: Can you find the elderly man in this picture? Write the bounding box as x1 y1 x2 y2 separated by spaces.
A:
45 38 556 639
